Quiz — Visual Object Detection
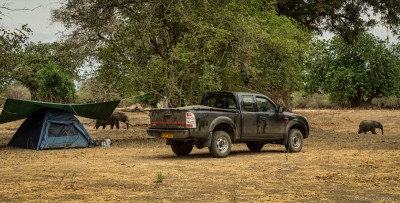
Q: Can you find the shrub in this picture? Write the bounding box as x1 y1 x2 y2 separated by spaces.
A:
2 84 31 100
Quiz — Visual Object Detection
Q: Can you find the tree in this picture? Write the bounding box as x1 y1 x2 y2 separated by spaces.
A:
76 77 121 103
236 8 311 109
304 33 400 106
0 25 31 91
1 6 83 100
36 62 76 103
53 0 311 109
276 0 400 43
13 42 83 100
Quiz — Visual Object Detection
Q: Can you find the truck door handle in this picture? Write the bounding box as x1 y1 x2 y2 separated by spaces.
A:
164 114 172 118
259 116 267 120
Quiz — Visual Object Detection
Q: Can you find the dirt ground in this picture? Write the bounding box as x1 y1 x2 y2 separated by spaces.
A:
0 109 399 202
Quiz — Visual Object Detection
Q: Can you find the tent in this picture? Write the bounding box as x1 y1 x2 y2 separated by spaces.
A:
0 99 120 150
9 108 94 149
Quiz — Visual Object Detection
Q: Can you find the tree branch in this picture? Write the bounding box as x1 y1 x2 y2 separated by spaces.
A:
0 5 42 12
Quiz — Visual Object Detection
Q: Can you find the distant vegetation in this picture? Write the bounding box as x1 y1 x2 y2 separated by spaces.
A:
292 92 400 109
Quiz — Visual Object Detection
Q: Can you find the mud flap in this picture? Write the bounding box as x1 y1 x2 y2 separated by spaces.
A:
203 132 212 147
282 132 289 146
281 135 289 145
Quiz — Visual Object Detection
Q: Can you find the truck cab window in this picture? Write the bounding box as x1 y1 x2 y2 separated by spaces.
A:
256 97 276 112
203 93 237 109
220 95 237 109
203 96 217 107
227 97 237 109
242 96 256 112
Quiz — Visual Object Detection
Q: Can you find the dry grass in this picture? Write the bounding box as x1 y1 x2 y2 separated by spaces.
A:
0 110 399 202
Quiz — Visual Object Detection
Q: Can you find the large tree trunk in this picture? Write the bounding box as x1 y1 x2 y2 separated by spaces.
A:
282 89 292 112
349 96 362 107
349 88 363 107
28 87 38 101
271 88 292 112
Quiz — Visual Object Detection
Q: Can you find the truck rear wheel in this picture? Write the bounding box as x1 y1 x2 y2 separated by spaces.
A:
246 142 264 152
171 141 193 156
208 131 232 158
285 129 303 153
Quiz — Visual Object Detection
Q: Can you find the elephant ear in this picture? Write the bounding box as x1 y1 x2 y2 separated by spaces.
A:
117 111 129 122
123 114 129 122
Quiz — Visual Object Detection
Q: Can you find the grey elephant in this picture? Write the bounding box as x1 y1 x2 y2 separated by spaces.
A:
358 120 383 135
95 111 130 129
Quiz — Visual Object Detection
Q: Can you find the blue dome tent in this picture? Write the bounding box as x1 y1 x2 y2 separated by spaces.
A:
0 99 120 150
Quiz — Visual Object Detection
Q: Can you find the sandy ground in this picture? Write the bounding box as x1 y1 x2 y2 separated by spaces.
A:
0 109 399 202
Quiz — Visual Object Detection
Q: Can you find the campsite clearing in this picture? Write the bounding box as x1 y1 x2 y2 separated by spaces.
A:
0 109 399 202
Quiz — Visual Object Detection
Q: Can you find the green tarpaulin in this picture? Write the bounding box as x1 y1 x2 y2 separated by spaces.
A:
0 99 120 124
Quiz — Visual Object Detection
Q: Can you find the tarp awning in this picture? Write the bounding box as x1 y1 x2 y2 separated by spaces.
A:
0 99 120 124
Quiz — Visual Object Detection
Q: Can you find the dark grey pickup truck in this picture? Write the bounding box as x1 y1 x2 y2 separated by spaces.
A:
147 91 310 158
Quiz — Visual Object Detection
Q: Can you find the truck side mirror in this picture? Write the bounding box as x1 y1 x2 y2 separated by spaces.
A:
277 106 285 114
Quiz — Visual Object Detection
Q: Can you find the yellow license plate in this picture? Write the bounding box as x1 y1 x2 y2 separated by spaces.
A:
161 133 173 138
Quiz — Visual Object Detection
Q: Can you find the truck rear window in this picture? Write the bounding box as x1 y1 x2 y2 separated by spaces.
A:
202 93 237 109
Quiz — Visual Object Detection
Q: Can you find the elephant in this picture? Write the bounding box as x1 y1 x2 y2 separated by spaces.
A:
95 111 130 129
358 120 383 135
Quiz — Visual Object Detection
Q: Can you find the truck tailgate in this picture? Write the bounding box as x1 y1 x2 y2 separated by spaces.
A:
149 109 188 129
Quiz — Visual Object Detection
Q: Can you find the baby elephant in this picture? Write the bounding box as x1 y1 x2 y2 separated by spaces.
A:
358 120 383 135
95 111 130 129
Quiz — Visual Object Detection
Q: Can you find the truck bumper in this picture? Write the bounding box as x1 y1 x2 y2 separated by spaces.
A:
147 129 190 139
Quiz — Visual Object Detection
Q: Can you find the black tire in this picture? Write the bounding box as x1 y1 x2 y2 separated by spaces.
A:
285 129 303 153
208 131 232 158
171 141 193 156
246 142 264 152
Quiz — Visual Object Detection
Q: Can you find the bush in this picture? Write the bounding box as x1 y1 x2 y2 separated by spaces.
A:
37 63 76 103
2 84 31 100
372 96 400 109
293 91 400 109
292 92 335 109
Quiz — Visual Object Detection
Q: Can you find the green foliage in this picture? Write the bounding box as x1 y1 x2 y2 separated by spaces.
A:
305 33 400 106
53 0 311 108
12 42 83 100
276 0 400 43
36 63 76 103
0 25 31 91
291 92 334 109
239 9 311 96
154 171 166 183
136 91 158 106
76 78 122 103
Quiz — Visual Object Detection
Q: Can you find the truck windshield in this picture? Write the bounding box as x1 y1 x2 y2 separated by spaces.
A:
202 93 237 109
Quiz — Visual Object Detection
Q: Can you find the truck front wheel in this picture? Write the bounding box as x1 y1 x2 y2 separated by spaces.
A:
285 129 303 153
209 131 232 158
171 141 193 156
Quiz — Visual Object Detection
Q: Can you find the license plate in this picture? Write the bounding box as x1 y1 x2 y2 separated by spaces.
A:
161 133 173 138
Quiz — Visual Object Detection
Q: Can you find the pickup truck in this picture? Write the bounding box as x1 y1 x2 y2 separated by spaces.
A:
147 91 310 158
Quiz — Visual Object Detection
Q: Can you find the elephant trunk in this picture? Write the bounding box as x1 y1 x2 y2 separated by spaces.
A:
378 122 384 135
124 115 129 130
